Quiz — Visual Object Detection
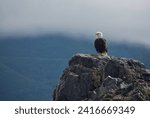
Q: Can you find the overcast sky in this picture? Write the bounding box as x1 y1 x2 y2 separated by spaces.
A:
0 0 150 46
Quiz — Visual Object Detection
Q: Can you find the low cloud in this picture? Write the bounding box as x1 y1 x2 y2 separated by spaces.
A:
0 0 150 46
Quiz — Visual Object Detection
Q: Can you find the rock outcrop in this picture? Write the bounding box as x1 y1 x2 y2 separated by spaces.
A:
53 54 150 101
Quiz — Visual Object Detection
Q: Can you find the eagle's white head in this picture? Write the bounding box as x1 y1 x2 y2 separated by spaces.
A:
95 32 103 39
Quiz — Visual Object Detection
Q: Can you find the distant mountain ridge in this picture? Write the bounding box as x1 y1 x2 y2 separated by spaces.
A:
0 34 149 100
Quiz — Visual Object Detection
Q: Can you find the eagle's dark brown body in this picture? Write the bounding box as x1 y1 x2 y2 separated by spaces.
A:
94 38 107 53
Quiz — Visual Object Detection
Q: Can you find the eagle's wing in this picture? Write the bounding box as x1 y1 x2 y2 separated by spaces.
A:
104 38 108 52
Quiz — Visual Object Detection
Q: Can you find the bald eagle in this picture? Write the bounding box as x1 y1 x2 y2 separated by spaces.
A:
94 32 108 56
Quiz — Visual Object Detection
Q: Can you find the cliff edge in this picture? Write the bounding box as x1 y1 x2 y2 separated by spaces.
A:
53 54 150 101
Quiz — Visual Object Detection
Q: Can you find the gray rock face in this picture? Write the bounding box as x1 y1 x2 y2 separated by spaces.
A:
53 54 150 101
